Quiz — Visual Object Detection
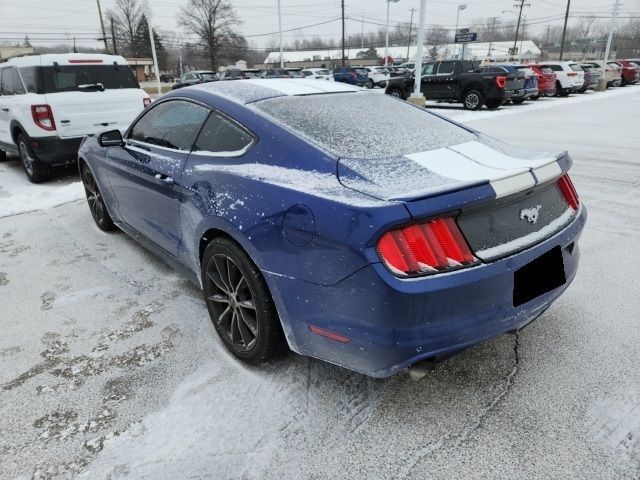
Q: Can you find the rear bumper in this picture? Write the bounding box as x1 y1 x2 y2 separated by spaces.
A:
268 206 587 377
30 136 83 165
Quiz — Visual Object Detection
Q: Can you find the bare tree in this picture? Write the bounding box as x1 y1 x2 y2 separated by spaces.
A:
178 0 240 71
108 0 145 57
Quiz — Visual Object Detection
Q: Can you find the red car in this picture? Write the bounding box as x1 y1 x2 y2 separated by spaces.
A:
529 64 557 97
609 60 640 86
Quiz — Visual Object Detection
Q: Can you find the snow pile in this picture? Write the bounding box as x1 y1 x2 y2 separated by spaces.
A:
0 162 84 218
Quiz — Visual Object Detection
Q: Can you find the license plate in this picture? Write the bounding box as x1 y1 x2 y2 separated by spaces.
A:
513 246 566 307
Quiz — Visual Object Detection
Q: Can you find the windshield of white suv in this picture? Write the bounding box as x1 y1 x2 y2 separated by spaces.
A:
19 65 139 94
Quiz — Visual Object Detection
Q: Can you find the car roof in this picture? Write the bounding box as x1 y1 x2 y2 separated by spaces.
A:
0 53 129 67
184 78 362 105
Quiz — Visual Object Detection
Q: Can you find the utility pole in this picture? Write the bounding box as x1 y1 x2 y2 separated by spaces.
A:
110 16 118 55
604 0 620 61
544 25 550 60
519 16 525 61
340 0 345 66
96 0 109 52
511 0 529 61
559 0 570 60
277 0 284 68
407 7 415 62
178 37 183 76
147 16 162 95
73 36 77 53
487 17 497 57
361 15 364 49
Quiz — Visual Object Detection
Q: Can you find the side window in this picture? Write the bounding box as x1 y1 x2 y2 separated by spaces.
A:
421 63 435 75
19 67 39 93
437 62 455 75
193 111 254 155
129 100 209 151
0 68 5 95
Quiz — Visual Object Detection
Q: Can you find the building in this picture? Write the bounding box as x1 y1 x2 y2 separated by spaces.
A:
126 58 156 82
259 41 542 68
0 46 34 60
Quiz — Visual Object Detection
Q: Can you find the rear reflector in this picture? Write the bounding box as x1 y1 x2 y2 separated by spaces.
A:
557 174 580 210
377 216 477 277
31 105 56 131
309 325 351 343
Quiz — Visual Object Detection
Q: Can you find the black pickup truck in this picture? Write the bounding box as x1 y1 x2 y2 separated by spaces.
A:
385 60 509 110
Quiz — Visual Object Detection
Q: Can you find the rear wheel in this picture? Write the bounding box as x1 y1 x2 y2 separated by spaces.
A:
387 87 404 99
367 79 374 89
81 164 115 231
462 90 484 110
512 98 525 104
531 95 540 100
485 99 501 110
203 238 286 364
17 134 50 183
0 149 6 161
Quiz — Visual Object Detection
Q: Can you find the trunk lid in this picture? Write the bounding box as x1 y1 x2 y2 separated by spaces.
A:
46 89 145 138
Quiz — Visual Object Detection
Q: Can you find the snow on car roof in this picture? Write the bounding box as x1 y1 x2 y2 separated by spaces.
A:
191 78 361 105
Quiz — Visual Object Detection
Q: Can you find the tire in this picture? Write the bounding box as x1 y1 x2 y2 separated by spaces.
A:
17 134 50 183
387 88 404 99
462 89 484 110
0 149 6 161
531 95 540 100
512 98 525 104
485 99 501 110
80 164 115 231
367 79 374 89
202 238 286 364
556 81 569 97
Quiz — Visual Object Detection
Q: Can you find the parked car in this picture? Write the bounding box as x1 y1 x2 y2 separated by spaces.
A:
512 66 539 102
387 60 508 110
172 70 218 90
397 62 416 73
480 65 523 103
78 78 585 377
527 65 556 98
259 68 291 79
160 73 175 83
535 62 584 96
333 66 369 86
219 69 260 80
584 60 622 87
0 53 150 183
577 64 600 92
608 60 640 86
301 68 333 81
285 68 305 78
362 66 389 88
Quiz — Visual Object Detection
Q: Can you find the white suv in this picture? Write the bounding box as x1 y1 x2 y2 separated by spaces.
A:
0 53 150 182
536 61 585 97
362 66 390 88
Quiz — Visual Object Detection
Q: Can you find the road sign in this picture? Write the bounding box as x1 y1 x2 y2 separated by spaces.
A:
455 32 477 43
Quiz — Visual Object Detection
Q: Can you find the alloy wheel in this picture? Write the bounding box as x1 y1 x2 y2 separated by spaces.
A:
206 253 258 352
465 93 479 109
82 168 105 225
18 141 34 177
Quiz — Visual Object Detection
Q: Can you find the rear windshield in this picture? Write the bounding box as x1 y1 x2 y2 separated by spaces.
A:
355 69 368 75
569 64 583 72
199 72 217 80
253 92 476 159
19 65 139 94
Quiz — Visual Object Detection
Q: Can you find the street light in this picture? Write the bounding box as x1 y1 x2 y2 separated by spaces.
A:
384 0 400 68
454 4 467 59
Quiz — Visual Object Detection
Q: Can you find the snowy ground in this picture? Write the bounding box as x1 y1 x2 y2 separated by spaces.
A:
1 86 640 479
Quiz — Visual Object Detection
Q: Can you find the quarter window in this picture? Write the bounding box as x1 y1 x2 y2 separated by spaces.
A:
129 100 209 151
193 111 254 155
0 67 25 95
421 63 435 75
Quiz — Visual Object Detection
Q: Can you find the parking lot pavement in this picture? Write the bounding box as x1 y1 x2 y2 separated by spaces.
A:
1 86 640 479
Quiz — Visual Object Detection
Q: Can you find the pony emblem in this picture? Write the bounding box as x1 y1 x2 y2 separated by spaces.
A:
520 205 542 225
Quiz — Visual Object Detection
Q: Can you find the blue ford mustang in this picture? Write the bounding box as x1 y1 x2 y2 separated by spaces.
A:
78 79 586 378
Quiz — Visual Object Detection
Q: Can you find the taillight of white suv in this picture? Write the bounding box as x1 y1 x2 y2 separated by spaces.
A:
31 105 56 131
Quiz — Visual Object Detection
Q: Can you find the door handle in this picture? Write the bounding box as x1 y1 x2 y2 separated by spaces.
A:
154 173 174 186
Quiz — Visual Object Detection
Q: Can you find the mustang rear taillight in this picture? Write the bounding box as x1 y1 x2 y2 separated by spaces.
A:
377 216 477 277
143 97 152 107
557 174 580 210
31 104 56 131
495 75 506 88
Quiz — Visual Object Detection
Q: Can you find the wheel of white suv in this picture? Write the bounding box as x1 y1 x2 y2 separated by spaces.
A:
17 134 50 183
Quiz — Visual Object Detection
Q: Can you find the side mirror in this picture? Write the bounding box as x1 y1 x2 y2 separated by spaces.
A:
98 129 124 147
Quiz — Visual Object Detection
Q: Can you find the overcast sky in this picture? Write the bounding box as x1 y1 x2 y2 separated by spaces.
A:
0 0 632 54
